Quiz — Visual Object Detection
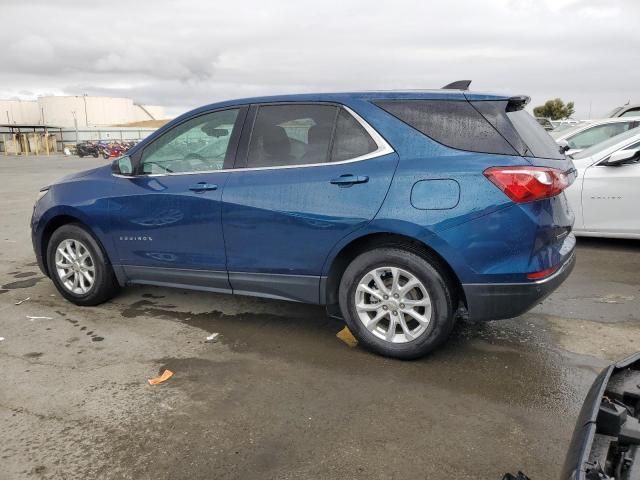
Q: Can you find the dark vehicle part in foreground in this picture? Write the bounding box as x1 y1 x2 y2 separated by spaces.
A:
562 352 640 480
504 353 640 480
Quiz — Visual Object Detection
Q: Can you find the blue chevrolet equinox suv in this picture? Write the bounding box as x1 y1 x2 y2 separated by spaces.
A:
32 84 576 359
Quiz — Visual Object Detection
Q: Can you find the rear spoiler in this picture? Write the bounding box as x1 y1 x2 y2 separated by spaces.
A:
506 95 531 112
442 82 530 112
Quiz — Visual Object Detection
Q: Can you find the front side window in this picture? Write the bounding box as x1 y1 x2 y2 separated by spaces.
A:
567 122 638 150
141 109 240 174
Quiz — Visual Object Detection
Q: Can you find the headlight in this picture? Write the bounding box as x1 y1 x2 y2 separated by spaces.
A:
36 188 49 202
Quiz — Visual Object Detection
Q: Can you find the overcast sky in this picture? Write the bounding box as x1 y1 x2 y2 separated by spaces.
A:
1 0 637 118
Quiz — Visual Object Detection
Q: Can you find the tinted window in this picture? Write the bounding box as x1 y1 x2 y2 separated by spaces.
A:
374 100 519 156
332 109 377 161
504 109 565 160
141 109 240 174
567 122 639 150
247 104 338 168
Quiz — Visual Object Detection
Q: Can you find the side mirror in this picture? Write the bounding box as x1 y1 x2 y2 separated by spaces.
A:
112 156 134 176
602 149 640 166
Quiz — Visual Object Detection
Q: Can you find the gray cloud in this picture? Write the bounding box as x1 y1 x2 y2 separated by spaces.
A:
0 0 638 118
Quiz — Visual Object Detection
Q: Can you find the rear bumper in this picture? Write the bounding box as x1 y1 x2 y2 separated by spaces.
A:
462 251 575 321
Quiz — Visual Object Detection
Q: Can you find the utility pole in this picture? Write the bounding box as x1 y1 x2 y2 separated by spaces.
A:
71 111 78 144
83 94 89 127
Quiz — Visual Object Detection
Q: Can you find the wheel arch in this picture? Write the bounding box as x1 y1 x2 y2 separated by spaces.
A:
39 214 113 277
323 232 466 315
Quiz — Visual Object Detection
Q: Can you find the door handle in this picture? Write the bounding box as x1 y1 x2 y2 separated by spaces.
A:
330 174 369 186
189 182 218 192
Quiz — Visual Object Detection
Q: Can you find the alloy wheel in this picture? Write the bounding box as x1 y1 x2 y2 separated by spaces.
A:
54 239 95 295
355 266 432 343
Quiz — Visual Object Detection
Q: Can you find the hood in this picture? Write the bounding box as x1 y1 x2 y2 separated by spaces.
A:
53 164 110 186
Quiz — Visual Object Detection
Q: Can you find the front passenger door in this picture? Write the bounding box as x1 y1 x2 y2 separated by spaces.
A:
108 107 246 291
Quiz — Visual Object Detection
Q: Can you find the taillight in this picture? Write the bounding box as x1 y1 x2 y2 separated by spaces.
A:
483 166 573 203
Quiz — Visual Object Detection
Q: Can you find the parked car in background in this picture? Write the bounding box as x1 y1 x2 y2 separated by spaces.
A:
554 118 640 155
549 120 590 137
31 86 577 359
535 117 554 130
608 103 640 118
566 127 640 239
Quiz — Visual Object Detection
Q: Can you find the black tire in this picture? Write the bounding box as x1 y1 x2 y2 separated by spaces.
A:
46 223 120 306
78 153 84 158
339 248 455 360
93 152 99 158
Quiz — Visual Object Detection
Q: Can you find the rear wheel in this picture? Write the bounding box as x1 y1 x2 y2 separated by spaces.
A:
339 248 455 359
46 224 119 306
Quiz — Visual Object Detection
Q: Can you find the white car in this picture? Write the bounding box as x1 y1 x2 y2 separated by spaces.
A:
608 103 640 118
553 118 640 155
566 128 640 239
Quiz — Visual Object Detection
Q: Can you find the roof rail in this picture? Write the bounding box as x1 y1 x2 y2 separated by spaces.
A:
441 80 472 90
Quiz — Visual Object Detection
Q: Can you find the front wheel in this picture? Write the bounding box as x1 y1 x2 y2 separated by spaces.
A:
339 248 455 360
46 224 120 306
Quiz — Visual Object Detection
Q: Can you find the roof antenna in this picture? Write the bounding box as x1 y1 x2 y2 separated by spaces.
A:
441 80 472 90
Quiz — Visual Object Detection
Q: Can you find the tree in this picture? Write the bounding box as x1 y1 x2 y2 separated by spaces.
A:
533 98 575 120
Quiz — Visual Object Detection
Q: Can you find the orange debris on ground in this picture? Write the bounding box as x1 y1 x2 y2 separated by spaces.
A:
148 369 174 385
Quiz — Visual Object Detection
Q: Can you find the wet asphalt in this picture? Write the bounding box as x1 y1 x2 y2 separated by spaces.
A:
1 155 639 480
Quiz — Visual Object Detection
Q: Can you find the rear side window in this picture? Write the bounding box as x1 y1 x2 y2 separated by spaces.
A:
247 104 337 168
374 100 519 156
245 104 379 168
332 109 377 161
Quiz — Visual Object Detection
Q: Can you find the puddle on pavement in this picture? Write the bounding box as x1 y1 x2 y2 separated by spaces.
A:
2 276 43 289
120 295 599 417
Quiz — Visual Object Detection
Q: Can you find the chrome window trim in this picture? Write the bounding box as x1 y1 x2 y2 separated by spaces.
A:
125 105 395 178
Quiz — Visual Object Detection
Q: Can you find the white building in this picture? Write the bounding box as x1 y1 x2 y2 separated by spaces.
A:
0 95 166 128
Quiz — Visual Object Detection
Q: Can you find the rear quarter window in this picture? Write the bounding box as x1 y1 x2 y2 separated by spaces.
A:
374 100 518 156
375 99 566 160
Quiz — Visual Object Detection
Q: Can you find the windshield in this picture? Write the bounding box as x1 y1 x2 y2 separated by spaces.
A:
550 124 584 139
572 127 640 159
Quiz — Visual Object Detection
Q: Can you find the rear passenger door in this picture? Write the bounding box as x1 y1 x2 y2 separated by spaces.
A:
222 103 397 303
